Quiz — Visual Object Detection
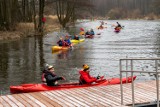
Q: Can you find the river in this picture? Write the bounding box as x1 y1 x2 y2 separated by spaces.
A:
0 20 160 95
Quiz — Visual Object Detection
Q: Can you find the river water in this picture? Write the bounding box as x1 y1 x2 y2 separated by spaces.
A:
0 20 160 95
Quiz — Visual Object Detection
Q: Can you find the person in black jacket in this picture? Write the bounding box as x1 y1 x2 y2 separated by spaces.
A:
44 65 65 86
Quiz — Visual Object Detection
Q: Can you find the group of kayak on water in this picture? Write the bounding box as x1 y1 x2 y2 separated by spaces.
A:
56 29 95 47
98 21 122 32
56 21 122 47
42 64 101 86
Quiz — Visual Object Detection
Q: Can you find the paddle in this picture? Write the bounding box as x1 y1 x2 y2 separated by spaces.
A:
80 27 84 31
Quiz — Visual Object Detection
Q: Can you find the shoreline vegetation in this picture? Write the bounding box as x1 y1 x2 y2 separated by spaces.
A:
0 15 60 41
0 15 160 42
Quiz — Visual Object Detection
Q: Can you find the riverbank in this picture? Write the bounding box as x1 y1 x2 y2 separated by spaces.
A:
0 15 60 41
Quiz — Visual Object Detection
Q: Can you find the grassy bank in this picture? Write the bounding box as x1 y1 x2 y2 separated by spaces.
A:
0 15 60 41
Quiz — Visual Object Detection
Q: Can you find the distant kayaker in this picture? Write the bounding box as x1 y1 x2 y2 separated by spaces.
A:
44 65 65 86
79 64 100 85
57 37 65 46
116 22 122 28
73 35 80 40
64 35 72 46
98 24 104 29
115 22 122 30
85 30 91 36
90 29 95 35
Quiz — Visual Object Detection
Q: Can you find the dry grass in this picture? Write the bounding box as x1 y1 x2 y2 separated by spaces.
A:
0 15 60 41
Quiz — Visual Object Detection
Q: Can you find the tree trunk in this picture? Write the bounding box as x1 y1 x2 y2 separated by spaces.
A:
38 0 45 34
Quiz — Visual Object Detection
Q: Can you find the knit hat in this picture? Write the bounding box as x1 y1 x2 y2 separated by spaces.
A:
83 64 89 70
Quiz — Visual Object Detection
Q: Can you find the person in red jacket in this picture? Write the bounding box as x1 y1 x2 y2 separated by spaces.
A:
79 64 99 85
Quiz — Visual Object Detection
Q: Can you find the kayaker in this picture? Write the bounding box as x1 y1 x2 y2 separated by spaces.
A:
116 22 121 28
57 37 65 46
73 35 80 40
85 30 91 36
115 22 122 30
64 35 72 46
41 64 49 82
44 65 65 86
98 24 103 29
90 29 95 35
79 64 100 85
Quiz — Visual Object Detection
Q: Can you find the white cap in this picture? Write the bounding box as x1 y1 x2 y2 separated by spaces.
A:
48 65 54 69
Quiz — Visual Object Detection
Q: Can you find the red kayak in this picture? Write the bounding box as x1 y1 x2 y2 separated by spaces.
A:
85 35 94 39
114 27 121 33
114 29 120 33
10 76 136 94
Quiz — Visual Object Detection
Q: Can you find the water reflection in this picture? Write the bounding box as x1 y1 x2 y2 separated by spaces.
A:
56 50 72 59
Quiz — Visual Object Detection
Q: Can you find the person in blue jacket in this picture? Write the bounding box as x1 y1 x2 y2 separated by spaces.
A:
64 35 72 46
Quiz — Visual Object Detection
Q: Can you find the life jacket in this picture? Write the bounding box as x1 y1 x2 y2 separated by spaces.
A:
57 40 65 46
79 70 97 85
79 31 85 35
64 39 71 46
41 73 46 82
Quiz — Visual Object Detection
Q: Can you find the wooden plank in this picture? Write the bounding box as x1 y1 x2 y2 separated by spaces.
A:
1 96 18 107
24 93 46 107
12 94 32 107
98 85 134 103
88 87 123 104
69 88 109 107
123 85 155 101
0 96 11 107
0 98 3 107
75 88 116 106
7 95 25 107
50 91 81 106
91 86 133 104
64 89 95 106
29 92 61 107
47 91 75 106
18 93 40 107
104 84 152 104
75 88 111 106
41 91 69 107
56 90 90 107
122 84 153 99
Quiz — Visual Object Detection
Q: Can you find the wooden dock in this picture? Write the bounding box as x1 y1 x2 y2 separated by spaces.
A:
0 81 159 107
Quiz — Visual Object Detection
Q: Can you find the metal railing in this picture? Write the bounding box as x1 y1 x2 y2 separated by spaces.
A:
120 58 160 107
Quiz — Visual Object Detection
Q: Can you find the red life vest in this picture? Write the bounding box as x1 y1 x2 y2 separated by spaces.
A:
41 73 46 82
79 70 97 84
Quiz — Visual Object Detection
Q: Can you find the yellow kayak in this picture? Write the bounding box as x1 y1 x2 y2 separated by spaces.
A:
71 39 85 43
52 46 70 52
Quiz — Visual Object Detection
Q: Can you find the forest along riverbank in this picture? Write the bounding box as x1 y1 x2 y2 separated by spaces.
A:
0 15 60 41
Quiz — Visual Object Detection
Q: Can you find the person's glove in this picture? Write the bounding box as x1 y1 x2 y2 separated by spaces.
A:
96 76 100 79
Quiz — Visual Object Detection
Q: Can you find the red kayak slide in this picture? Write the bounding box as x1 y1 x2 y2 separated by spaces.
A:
10 76 136 94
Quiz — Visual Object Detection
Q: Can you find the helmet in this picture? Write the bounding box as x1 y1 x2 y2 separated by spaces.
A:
65 35 69 38
83 64 89 70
